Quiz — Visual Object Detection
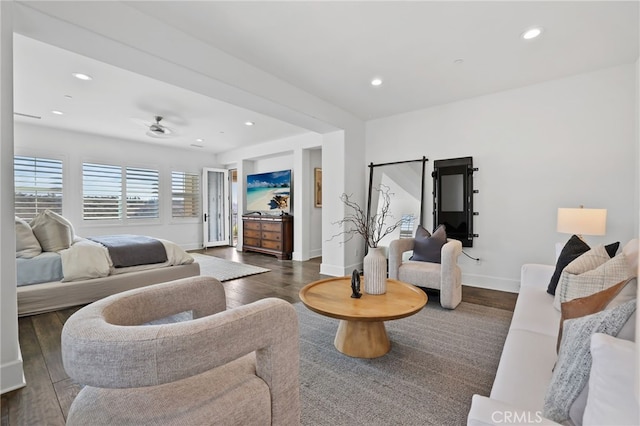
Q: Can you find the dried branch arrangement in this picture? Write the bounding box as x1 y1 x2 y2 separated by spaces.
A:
330 184 405 248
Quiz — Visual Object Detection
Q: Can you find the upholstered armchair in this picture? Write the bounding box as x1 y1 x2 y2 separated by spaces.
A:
61 276 300 426
388 238 463 309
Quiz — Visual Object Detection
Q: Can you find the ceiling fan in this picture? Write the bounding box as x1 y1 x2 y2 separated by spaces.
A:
145 116 173 138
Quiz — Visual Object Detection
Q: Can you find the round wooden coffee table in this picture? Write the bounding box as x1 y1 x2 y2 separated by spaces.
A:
299 277 428 358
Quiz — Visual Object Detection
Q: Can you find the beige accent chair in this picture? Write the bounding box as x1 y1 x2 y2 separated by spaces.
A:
388 238 463 309
61 276 300 426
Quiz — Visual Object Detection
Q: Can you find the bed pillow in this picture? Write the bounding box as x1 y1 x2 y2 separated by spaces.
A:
543 299 637 424
409 224 446 263
30 210 75 252
15 216 42 258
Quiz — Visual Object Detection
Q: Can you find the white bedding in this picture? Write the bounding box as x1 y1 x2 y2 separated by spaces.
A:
60 237 194 282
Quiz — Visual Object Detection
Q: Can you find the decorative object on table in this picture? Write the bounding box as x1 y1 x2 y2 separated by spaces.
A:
331 184 406 295
314 168 322 207
350 269 361 298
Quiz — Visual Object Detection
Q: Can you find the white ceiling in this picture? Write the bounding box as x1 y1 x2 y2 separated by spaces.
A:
13 1 640 154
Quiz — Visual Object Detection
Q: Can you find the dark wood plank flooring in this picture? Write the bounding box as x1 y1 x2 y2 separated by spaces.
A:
1 247 517 425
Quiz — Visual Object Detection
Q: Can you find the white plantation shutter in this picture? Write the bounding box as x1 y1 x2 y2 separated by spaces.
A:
83 163 122 220
171 171 200 218
14 155 63 220
126 167 159 219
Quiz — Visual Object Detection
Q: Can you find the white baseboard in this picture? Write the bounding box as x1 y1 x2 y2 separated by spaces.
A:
320 261 362 277
462 273 520 293
1 357 26 395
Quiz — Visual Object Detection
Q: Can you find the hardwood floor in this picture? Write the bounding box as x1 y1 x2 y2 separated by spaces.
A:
1 247 517 425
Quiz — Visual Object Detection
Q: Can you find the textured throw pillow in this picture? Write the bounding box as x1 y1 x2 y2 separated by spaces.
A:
15 216 42 258
548 237 619 296
582 333 639 426
30 210 75 252
557 277 633 352
409 224 446 263
554 251 631 311
559 277 637 426
543 299 637 424
548 235 590 295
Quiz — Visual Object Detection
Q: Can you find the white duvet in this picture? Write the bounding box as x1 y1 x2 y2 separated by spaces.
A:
59 237 194 282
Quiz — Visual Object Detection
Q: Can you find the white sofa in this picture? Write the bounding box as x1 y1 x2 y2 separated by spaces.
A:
468 240 639 426
467 263 563 425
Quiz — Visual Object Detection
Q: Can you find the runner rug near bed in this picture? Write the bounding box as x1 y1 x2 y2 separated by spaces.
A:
190 253 270 282
296 301 512 425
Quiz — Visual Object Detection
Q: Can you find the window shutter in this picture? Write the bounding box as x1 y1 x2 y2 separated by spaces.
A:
83 162 122 220
14 155 63 220
126 167 159 219
171 171 200 218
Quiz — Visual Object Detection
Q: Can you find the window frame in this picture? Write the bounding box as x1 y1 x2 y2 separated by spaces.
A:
81 161 161 224
14 154 64 221
171 170 201 220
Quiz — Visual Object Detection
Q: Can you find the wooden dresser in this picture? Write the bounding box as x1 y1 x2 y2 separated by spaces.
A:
242 214 293 260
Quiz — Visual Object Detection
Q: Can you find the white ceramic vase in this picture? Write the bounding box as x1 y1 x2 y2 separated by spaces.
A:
363 247 387 295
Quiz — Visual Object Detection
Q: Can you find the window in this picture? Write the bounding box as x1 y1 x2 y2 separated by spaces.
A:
83 163 159 221
14 155 63 220
126 167 159 219
399 214 415 238
83 163 122 220
171 171 200 218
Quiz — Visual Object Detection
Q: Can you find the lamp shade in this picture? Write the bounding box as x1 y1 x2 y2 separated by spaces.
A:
557 208 607 236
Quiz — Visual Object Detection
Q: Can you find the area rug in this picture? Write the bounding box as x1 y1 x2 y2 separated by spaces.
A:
190 253 270 282
296 301 512 425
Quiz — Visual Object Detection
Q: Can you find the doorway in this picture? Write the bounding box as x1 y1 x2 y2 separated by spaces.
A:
202 168 230 247
230 169 238 247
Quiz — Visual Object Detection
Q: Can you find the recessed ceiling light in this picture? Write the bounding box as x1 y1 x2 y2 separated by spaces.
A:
72 72 93 81
370 78 383 87
190 144 204 148
245 121 255 126
51 110 64 115
64 95 73 99
522 27 543 40
196 138 204 142
454 58 464 64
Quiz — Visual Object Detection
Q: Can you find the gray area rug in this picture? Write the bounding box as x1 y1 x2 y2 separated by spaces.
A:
190 253 270 281
296 301 512 425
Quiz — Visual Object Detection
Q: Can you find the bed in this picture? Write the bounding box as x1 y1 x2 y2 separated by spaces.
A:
16 211 200 316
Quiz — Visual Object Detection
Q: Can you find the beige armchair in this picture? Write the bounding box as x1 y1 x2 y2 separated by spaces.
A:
388 238 463 309
61 276 300 426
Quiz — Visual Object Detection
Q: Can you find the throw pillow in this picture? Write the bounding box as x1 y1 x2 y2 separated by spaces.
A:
554 253 632 311
409 224 446 263
547 237 619 296
557 277 633 352
582 333 639 426
30 210 75 252
547 235 590 295
560 277 637 426
15 216 42 258
543 299 637 424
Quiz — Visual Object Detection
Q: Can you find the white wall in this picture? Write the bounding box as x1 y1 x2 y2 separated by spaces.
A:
217 132 324 260
14 122 219 250
1 0 26 395
367 64 638 292
309 149 322 258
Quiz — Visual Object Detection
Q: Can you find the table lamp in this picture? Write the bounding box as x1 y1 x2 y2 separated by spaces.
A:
557 206 607 240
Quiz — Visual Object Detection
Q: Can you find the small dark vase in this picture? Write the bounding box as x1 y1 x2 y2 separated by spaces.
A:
350 269 362 298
